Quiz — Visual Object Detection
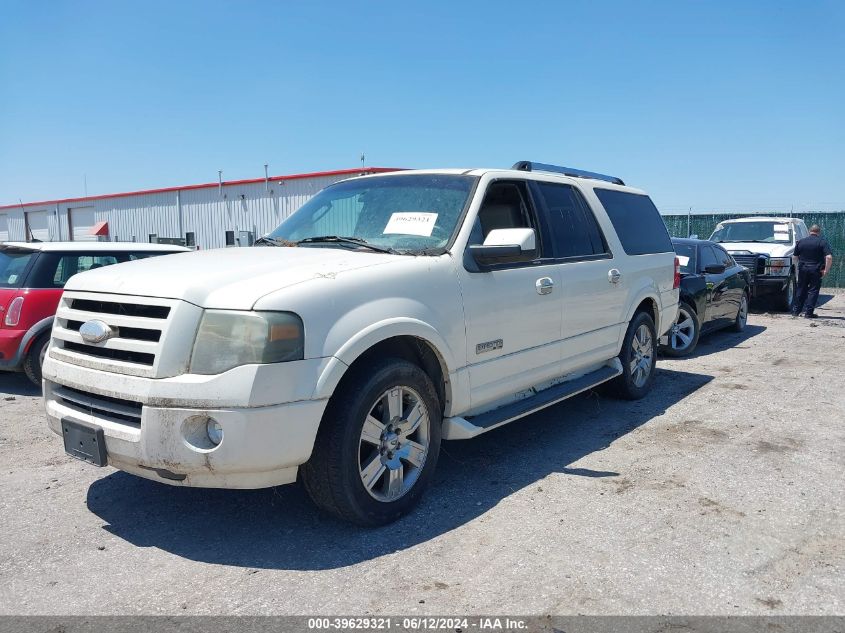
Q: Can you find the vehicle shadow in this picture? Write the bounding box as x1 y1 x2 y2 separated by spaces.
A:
660 324 766 361
86 367 713 571
0 372 41 397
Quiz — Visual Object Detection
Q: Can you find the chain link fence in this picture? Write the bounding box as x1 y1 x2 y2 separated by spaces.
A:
662 212 844 288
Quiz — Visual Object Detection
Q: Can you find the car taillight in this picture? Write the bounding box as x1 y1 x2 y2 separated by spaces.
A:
673 257 681 289
4 296 24 327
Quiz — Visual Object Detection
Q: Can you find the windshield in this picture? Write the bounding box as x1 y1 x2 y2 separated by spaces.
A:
673 244 696 274
710 221 793 245
0 249 34 288
266 174 478 253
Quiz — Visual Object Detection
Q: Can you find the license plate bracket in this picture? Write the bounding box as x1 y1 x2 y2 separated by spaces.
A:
62 419 107 467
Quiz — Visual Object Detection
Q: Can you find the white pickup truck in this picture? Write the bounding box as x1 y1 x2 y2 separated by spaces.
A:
43 162 679 525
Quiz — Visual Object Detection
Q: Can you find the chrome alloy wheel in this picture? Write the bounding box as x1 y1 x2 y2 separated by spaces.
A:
630 324 654 388
669 306 696 352
358 386 430 502
738 294 748 325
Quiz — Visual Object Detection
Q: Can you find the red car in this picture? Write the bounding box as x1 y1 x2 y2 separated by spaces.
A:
0 242 188 385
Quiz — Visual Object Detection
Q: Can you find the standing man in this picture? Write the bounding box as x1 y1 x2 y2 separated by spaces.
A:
792 224 834 318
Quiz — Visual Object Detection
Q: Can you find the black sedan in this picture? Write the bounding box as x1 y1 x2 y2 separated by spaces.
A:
660 238 753 357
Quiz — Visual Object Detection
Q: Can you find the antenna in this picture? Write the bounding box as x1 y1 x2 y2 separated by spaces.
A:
20 198 39 242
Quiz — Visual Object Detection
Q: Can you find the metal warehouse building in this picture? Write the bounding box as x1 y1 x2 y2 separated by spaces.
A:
0 167 396 249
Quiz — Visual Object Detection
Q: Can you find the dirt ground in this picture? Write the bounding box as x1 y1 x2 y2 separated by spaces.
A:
0 293 843 616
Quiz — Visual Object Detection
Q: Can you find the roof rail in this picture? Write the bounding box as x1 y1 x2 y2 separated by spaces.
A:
512 161 625 186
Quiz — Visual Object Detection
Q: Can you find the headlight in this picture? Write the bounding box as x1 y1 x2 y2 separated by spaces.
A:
189 310 304 375
767 257 791 275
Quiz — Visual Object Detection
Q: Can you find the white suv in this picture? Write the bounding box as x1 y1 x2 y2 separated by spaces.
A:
42 162 679 525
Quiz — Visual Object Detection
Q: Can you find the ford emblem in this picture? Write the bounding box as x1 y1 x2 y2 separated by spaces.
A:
79 319 114 344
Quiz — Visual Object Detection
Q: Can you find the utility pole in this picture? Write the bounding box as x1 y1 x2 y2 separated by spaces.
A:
687 207 692 237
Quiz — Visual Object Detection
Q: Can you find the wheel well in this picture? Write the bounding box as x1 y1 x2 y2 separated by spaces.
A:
634 298 660 330
340 336 449 413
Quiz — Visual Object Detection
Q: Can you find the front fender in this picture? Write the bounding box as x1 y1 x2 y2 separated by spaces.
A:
312 317 458 402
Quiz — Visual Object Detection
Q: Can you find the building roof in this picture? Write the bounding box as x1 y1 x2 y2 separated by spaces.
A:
0 167 400 211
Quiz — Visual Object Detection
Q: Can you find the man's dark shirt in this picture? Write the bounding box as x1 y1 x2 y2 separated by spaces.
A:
794 234 832 270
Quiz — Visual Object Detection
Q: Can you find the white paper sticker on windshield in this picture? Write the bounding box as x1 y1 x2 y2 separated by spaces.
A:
774 231 790 240
676 255 690 267
774 224 789 231
383 212 438 237
7 274 17 284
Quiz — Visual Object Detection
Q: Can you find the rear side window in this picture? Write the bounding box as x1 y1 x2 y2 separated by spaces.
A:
535 182 608 258
0 249 34 288
699 246 721 271
594 189 673 255
26 251 166 288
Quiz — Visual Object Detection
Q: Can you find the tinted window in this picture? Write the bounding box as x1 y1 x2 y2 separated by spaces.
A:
535 182 608 258
673 244 696 274
699 246 721 271
593 189 673 256
0 249 34 288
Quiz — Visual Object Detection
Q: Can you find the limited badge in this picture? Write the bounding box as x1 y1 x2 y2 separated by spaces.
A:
476 339 503 354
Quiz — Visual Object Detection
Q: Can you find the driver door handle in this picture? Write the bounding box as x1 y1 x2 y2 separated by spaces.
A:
608 269 622 284
536 277 554 295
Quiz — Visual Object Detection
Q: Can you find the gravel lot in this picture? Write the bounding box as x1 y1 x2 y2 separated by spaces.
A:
1 293 843 616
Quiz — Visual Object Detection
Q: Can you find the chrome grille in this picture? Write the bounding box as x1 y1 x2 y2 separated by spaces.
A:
50 291 182 378
732 254 765 275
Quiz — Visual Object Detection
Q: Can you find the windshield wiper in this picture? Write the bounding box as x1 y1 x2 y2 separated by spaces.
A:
296 236 397 254
254 236 297 247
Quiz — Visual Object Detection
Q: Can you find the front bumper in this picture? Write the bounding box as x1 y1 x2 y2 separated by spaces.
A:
42 356 331 488
751 276 789 296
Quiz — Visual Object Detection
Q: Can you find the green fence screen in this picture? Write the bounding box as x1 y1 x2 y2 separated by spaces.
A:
662 212 845 288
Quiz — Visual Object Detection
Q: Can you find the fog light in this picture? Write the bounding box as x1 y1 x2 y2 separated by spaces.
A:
206 418 223 445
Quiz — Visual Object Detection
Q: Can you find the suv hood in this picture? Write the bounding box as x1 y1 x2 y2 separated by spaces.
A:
717 242 793 257
64 247 399 309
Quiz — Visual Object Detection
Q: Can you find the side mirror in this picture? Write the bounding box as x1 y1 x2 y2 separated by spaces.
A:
469 228 537 266
704 264 726 274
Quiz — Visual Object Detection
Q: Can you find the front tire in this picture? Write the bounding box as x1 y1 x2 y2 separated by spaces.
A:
609 311 657 400
23 333 50 386
301 358 442 526
660 301 700 357
777 274 795 312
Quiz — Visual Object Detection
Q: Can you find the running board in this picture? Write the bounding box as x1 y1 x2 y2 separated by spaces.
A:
442 361 622 440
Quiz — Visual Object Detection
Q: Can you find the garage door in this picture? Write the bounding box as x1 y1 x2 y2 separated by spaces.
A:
26 211 50 242
0 214 8 242
70 207 97 241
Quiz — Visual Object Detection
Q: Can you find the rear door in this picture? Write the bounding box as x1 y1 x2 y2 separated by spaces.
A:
531 180 625 371
25 211 50 242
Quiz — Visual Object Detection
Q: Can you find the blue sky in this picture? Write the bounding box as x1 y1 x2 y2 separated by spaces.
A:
1 0 843 212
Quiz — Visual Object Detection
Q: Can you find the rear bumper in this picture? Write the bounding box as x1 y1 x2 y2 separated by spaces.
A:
0 329 26 369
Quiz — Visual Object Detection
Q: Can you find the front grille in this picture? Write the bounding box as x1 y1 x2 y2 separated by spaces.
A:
51 292 178 377
64 341 156 365
732 254 765 275
53 384 143 427
69 298 170 319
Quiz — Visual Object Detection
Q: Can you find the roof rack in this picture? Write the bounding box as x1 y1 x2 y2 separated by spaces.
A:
512 161 625 186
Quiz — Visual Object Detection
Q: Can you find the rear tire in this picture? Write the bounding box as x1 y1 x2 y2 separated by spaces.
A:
659 301 700 357
23 333 49 387
732 291 749 332
301 357 441 526
609 311 657 400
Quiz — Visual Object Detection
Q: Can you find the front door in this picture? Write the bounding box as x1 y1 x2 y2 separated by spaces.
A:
457 180 563 412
